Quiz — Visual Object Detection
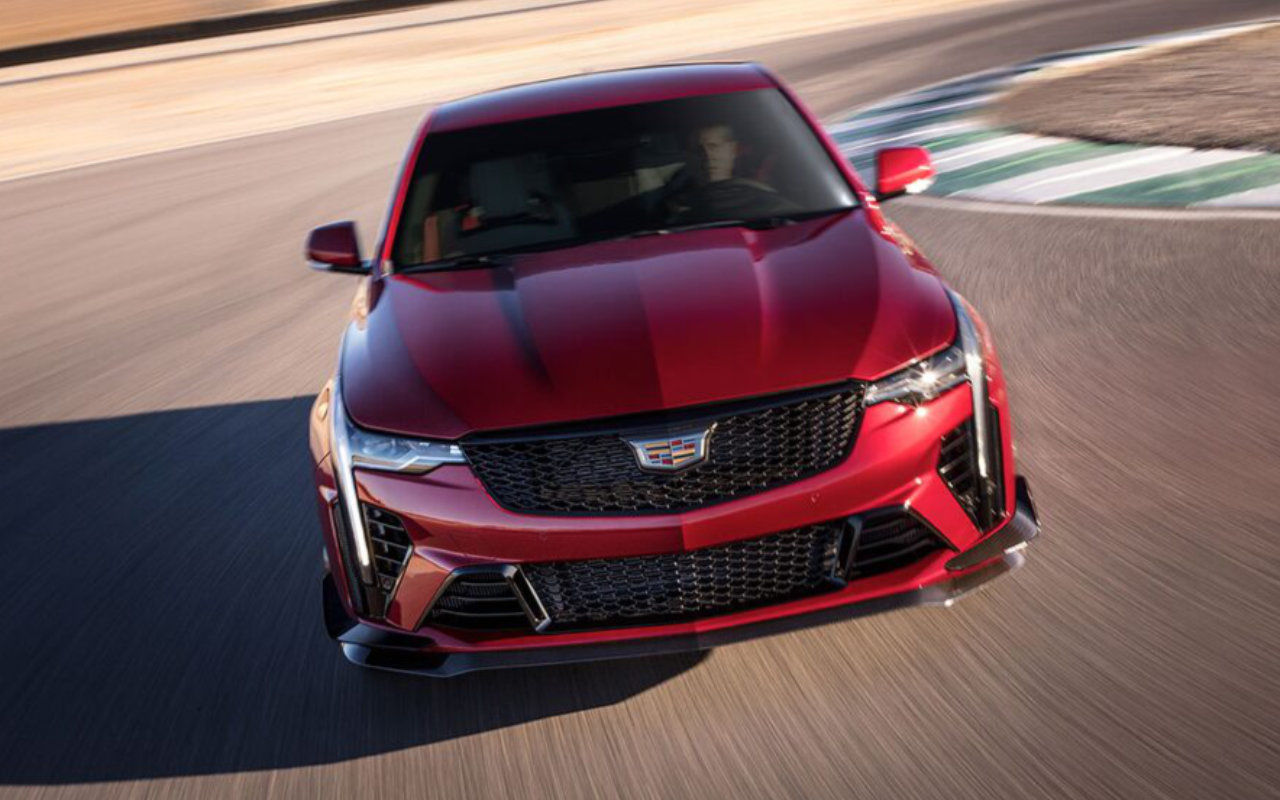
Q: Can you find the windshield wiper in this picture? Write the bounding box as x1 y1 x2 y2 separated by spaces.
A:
397 210 848 271
397 233 613 273
398 253 509 274
626 215 815 239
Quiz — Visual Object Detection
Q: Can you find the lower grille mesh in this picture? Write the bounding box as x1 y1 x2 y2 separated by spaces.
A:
428 571 529 630
522 523 845 628
423 510 948 634
848 509 946 579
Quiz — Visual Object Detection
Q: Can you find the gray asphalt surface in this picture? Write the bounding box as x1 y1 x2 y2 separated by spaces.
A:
1 0 1278 797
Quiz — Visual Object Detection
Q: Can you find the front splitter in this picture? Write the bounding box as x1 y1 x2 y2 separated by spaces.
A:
325 477 1040 678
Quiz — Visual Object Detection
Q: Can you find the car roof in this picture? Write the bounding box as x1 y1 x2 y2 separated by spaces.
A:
428 62 776 133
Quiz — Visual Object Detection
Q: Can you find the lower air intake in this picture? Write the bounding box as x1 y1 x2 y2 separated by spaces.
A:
522 523 845 629
363 504 412 595
427 571 530 630
847 508 947 579
938 406 1005 531
423 510 948 635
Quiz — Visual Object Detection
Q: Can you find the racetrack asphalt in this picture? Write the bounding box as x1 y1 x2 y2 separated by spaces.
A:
1 0 1277 797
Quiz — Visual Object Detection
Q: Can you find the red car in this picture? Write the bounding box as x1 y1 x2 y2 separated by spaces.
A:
307 63 1038 676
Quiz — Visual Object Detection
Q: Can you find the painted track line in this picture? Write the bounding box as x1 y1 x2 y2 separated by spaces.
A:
836 68 1024 125
836 17 1280 210
835 94 995 133
900 194 1280 221
952 147 1258 203
836 121 983 156
1195 182 1280 207
1063 153 1280 205
931 134 1068 172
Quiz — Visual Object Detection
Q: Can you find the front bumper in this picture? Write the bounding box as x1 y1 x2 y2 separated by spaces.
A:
324 476 1039 677
318 382 1015 626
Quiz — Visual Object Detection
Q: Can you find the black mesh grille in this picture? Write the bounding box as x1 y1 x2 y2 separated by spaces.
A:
423 508 947 634
847 508 946 579
462 385 862 515
363 505 411 595
427 571 529 630
523 522 845 628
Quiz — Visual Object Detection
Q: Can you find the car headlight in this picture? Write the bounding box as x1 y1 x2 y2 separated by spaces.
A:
865 290 996 503
329 376 464 582
346 427 465 473
332 382 465 474
864 290 986 410
864 344 966 406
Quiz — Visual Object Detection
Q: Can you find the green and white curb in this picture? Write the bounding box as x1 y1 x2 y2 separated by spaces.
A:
829 20 1280 208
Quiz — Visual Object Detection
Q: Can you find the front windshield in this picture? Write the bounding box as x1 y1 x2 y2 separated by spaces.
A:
391 88 857 269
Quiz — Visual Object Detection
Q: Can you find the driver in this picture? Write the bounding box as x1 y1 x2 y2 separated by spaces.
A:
666 122 799 221
695 123 740 184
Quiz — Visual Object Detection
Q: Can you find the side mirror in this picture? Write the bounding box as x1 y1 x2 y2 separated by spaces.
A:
307 221 368 274
875 146 936 201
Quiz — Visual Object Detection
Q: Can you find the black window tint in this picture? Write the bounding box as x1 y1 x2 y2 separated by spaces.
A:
392 89 856 268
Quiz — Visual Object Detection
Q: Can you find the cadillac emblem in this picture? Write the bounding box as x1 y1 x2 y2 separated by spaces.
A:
625 427 713 472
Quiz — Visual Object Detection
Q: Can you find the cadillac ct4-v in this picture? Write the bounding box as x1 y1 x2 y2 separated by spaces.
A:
306 62 1039 676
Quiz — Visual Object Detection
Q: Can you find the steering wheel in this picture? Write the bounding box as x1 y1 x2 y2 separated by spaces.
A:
668 178 786 224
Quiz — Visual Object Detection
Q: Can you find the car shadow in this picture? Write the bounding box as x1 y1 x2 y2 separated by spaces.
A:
0 398 705 784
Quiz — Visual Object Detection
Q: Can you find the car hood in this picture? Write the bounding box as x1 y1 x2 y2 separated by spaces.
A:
341 210 955 439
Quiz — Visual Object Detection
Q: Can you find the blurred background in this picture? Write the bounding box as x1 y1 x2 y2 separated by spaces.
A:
0 1 1277 798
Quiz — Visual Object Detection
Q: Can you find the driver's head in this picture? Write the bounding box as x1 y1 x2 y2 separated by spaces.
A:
692 123 739 183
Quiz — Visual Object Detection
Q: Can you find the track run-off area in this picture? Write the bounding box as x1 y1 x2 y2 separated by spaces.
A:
835 19 1280 207
0 1 1277 798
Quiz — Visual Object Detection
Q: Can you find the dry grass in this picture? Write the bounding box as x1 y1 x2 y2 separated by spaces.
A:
989 24 1280 152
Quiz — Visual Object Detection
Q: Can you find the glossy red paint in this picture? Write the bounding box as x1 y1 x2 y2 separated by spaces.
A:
875 146 936 199
307 221 362 267
429 63 775 133
309 63 1032 669
313 372 1020 646
343 211 954 439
